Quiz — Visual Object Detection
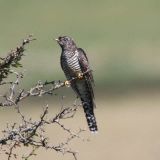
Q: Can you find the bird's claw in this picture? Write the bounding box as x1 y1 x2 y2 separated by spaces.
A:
64 80 71 87
77 73 83 79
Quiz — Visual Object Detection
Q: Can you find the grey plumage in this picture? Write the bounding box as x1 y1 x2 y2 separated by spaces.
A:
56 36 98 132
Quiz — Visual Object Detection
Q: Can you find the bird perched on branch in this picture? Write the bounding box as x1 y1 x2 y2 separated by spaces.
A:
56 36 98 133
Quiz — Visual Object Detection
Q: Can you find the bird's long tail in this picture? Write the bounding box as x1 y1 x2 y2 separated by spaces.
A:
81 100 98 133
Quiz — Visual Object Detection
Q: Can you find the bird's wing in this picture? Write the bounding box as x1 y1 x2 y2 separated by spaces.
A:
77 48 95 99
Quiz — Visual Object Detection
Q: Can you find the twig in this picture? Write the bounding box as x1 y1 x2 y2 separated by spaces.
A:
0 35 36 83
0 105 85 160
0 69 92 107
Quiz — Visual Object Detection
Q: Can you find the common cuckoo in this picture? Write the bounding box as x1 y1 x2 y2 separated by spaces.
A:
56 36 98 133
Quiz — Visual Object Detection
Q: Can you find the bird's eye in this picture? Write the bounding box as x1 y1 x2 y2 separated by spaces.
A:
64 37 70 42
64 38 68 41
62 38 66 42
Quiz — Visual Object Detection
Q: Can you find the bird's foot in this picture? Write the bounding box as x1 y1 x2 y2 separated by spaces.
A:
77 72 83 79
64 80 71 87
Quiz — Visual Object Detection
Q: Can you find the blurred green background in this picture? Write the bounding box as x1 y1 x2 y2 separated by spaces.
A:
0 0 160 160
0 0 160 90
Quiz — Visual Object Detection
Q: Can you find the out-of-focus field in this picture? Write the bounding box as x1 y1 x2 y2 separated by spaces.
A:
1 91 160 160
0 0 160 89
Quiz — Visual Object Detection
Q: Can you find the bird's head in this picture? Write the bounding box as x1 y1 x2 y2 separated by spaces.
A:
55 36 76 51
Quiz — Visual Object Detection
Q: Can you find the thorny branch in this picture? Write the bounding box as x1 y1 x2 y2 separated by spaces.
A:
0 35 36 83
0 105 85 160
0 36 90 160
0 69 91 107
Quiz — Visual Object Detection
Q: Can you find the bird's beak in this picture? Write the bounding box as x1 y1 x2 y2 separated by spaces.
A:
55 38 59 42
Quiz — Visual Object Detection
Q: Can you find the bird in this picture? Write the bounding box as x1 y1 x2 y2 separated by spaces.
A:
55 36 98 133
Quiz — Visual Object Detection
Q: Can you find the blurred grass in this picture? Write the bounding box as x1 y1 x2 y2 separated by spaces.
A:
1 92 160 160
0 0 160 90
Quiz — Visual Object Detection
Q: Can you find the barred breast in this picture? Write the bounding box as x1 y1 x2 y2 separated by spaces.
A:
61 50 81 80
